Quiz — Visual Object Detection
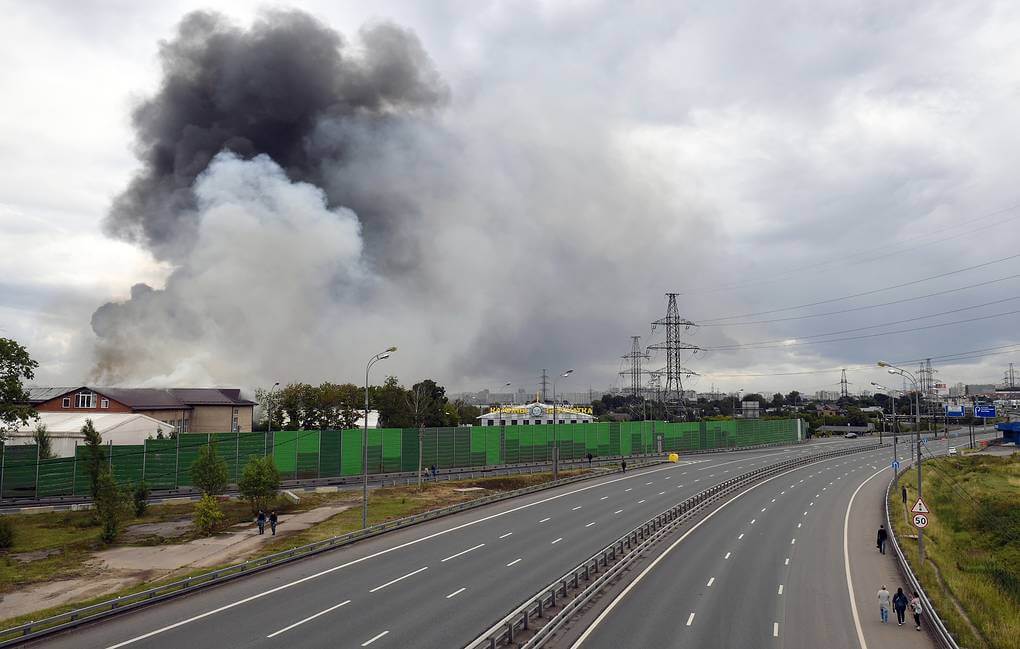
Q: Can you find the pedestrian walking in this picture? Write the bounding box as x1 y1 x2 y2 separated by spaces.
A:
586 452 593 467
621 460 627 473
256 510 266 535
910 592 923 631
269 510 278 536
892 588 908 626
902 485 908 505
877 524 888 554
877 585 891 624
430 464 437 481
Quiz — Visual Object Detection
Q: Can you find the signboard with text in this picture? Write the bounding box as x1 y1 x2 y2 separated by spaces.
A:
975 404 996 418
945 405 965 418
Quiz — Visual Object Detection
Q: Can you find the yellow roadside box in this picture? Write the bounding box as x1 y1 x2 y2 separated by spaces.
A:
668 452 679 463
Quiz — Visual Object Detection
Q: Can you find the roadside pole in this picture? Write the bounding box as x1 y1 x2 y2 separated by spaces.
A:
916 387 925 564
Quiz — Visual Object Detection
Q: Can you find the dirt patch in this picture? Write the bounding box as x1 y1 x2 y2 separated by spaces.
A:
121 519 194 543
9 549 62 564
0 572 152 621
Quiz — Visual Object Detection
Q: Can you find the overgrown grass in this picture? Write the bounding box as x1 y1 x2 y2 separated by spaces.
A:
889 453 1020 649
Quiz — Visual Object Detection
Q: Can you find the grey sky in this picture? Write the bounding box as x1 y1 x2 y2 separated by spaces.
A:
1 0 1018 398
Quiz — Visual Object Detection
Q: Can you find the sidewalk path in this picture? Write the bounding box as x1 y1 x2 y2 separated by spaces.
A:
847 454 933 649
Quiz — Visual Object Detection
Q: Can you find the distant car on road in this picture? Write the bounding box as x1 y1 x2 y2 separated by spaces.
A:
845 432 858 439
948 446 957 455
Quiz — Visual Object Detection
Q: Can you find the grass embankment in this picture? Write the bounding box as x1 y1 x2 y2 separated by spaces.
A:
889 454 1020 649
0 469 590 631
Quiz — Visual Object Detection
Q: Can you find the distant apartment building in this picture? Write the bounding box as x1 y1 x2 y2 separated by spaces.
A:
815 390 841 401
27 387 255 433
965 384 997 396
948 382 966 398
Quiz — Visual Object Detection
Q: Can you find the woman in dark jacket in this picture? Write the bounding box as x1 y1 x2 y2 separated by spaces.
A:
892 587 909 625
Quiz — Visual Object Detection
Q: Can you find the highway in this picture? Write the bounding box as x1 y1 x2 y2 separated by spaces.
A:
564 433 993 649
29 439 865 649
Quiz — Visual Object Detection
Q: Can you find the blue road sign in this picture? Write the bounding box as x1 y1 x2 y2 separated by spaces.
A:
945 405 965 418
892 460 900 471
975 404 996 418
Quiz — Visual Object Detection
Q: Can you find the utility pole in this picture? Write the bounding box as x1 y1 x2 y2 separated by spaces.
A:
648 293 701 420
540 369 549 403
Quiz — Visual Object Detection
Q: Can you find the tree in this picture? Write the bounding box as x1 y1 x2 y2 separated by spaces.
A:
193 493 225 535
406 382 437 491
316 382 362 429
238 455 280 514
770 393 785 410
94 471 126 543
82 419 105 499
191 441 229 495
0 337 38 439
33 422 54 460
254 385 283 431
133 481 150 517
785 391 801 407
373 376 413 428
453 400 481 426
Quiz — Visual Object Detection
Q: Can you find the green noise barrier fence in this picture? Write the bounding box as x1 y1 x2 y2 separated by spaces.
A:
0 418 802 500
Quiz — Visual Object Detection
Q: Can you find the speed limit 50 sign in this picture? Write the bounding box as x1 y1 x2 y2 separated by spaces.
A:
913 513 929 528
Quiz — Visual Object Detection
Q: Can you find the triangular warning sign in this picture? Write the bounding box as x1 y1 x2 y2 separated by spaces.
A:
911 498 929 514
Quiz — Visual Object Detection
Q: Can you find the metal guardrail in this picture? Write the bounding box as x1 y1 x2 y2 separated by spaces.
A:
0 457 673 647
885 461 961 649
465 442 882 649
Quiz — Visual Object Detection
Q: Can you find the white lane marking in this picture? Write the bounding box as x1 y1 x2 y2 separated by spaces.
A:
572 506 582 511
646 481 653 485
637 499 646 504
625 488 633 492
369 566 428 592
738 533 744 540
844 465 886 649
659 491 665 495
600 496 609 500
778 584 784 595
706 577 715 587
539 517 551 523
724 552 731 559
614 509 624 514
797 522 802 528
761 507 767 512
499 532 513 539
266 600 351 638
816 494 820 497
790 538 796 545
446 587 467 599
362 630 389 646
551 537 563 544
105 452 807 649
686 612 696 626
771 498 776 503
780 491 785 495
506 558 522 567
784 557 790 565
441 543 485 563
750 519 756 525
586 521 596 527
773 622 779 637
810 502 814 506
694 479 700 482
664 476 671 480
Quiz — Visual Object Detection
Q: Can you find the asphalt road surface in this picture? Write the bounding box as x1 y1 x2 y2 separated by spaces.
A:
29 439 865 649
568 432 997 649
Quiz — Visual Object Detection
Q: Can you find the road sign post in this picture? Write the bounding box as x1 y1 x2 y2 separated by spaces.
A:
913 513 928 528
891 460 900 472
911 497 930 531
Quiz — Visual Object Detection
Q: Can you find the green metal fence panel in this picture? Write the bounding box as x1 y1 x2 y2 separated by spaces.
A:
1 445 37 499
236 432 269 480
142 439 178 489
296 430 321 479
110 444 144 488
36 456 75 497
399 429 418 473
484 427 501 465
381 429 402 473
177 434 213 487
271 431 298 478
340 429 363 476
366 429 383 474
318 430 342 478
503 426 519 464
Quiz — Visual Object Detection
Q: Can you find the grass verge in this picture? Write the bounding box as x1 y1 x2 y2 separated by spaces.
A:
889 453 1020 649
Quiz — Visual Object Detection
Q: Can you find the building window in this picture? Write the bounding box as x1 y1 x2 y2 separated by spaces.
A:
571 420 577 424
181 419 189 433
62 397 70 408
486 419 493 426
510 420 517 425
523 420 529 425
100 399 109 409
75 392 96 408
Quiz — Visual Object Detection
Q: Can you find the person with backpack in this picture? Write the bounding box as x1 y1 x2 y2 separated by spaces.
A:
256 510 266 535
910 592 923 631
269 510 278 536
877 585 891 623
877 524 888 554
892 587 909 626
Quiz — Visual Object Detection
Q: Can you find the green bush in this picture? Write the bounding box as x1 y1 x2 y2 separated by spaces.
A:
238 456 281 514
133 481 150 517
0 516 14 549
191 441 229 495
193 494 225 536
94 471 126 543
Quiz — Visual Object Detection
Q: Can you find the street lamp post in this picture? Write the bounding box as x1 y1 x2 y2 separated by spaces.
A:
499 382 511 463
552 369 574 481
732 388 743 419
878 361 924 562
872 382 905 465
266 382 280 456
364 346 397 529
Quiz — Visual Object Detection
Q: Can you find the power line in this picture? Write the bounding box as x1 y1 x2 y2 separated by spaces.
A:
699 273 1020 327
678 202 1020 295
709 295 1020 350
698 252 1020 323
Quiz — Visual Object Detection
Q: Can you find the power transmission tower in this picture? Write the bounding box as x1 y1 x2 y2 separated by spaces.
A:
619 336 651 398
540 369 549 403
840 369 850 399
648 293 701 420
1003 363 1017 390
